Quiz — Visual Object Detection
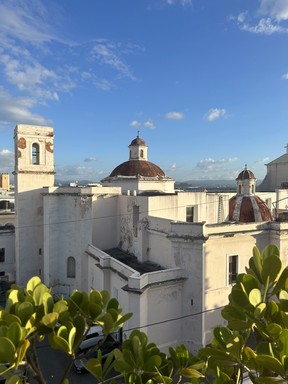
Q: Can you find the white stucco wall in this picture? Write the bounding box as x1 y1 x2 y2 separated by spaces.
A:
43 187 93 295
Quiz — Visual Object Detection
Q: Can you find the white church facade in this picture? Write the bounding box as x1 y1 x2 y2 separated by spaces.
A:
5 124 288 352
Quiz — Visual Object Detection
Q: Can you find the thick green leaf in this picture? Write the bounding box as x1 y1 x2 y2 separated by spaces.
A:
266 323 282 339
41 312 59 328
252 246 263 282
42 292 54 314
15 301 34 326
114 312 133 328
53 299 68 314
51 335 70 354
230 288 250 308
89 290 103 306
98 312 114 334
15 339 30 368
254 302 266 318
107 298 119 311
144 355 162 371
273 267 288 295
33 284 50 306
180 367 204 378
262 244 280 261
241 274 261 295
213 327 233 348
85 358 103 380
26 276 42 294
255 355 285 376
6 376 22 384
3 314 21 326
101 290 110 306
72 315 86 350
68 326 76 353
7 322 24 348
249 288 262 307
279 329 288 357
88 303 102 320
262 256 282 285
0 337 16 364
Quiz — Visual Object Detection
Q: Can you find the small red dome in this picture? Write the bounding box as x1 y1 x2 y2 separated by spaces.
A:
229 195 272 223
130 137 147 146
109 160 165 178
236 168 255 180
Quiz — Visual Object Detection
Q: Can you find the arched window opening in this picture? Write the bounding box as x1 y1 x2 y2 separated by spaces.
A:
140 149 144 158
67 256 76 278
32 143 40 165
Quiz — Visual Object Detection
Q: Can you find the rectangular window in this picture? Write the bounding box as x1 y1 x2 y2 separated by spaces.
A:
228 255 238 284
186 206 194 222
0 248 5 262
133 205 139 237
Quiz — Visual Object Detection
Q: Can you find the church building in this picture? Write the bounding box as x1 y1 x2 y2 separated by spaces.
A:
8 124 288 352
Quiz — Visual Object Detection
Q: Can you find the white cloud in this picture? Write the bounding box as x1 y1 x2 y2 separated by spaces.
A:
196 157 238 170
170 163 177 172
205 108 227 122
0 1 142 128
255 156 270 163
56 165 99 180
282 72 288 80
233 1 288 35
258 0 288 22
84 157 97 162
0 148 14 172
0 87 50 126
143 119 156 129
130 120 141 127
165 112 184 120
0 0 57 45
165 0 192 6
189 156 239 180
129 119 156 130
241 18 286 35
91 40 136 80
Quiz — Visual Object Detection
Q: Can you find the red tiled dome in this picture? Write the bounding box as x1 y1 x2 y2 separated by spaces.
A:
229 195 272 223
236 168 256 180
130 137 147 146
109 160 165 178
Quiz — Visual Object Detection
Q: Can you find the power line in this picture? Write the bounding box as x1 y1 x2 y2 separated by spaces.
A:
124 305 225 333
9 193 231 230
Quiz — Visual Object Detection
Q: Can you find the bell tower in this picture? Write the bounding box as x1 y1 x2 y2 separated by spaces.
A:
14 124 55 286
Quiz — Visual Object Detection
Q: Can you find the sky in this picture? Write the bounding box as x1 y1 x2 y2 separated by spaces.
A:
1 0 288 182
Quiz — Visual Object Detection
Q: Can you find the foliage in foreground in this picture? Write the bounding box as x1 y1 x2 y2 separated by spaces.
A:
1 244 288 383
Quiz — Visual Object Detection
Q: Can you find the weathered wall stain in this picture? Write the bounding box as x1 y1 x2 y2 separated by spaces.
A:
18 137 26 149
45 142 54 153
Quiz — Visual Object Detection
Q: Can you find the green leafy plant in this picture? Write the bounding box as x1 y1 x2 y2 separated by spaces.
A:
0 276 132 383
2 244 288 384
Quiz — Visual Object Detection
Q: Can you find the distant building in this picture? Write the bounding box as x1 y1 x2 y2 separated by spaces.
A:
101 134 175 194
229 165 272 222
9 124 288 353
0 173 10 191
0 176 15 282
259 145 288 191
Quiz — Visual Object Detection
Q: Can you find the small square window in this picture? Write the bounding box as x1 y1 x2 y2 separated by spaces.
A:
0 248 5 262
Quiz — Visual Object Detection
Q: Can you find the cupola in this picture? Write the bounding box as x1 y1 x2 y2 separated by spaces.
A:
229 165 272 223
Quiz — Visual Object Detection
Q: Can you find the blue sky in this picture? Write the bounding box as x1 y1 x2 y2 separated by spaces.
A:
1 0 288 182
